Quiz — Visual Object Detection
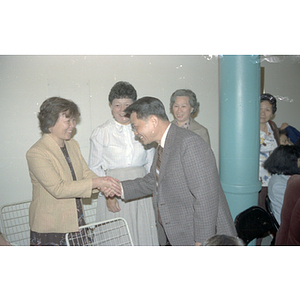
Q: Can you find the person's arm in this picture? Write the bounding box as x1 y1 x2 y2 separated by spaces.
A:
201 128 211 147
89 127 122 210
88 128 106 177
26 146 120 199
269 178 287 224
122 160 156 201
288 196 300 244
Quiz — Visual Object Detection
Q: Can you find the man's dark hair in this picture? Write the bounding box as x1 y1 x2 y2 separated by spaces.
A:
124 96 169 121
108 81 137 104
264 145 300 175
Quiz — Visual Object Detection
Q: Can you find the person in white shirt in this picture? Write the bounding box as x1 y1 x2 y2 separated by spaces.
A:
89 81 158 246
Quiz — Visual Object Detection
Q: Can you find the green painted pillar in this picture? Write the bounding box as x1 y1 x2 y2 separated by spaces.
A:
219 55 261 221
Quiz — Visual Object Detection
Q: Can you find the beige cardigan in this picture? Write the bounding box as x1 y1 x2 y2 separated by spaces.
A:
26 134 98 233
171 118 211 146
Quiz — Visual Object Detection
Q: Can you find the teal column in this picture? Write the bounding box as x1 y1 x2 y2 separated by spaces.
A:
219 55 261 221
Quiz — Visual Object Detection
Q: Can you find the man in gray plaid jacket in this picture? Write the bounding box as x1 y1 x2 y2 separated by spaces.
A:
105 96 236 246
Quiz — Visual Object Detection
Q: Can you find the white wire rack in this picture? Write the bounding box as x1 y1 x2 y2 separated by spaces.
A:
0 200 31 246
65 217 134 246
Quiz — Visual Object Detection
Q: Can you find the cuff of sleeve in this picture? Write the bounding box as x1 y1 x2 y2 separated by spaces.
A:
121 183 124 199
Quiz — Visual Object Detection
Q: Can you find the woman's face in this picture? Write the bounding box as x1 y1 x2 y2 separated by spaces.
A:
260 100 273 124
49 112 76 146
172 96 193 125
110 98 133 125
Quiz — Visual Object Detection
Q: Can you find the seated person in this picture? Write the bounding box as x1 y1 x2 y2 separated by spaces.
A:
280 123 300 145
279 129 292 145
263 145 300 224
275 175 300 245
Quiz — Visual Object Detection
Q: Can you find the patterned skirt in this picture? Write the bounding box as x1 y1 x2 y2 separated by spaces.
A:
30 198 86 246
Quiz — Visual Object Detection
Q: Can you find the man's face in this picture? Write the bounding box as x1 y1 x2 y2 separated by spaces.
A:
130 112 155 145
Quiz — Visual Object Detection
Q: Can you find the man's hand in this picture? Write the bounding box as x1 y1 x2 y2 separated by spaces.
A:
93 176 122 197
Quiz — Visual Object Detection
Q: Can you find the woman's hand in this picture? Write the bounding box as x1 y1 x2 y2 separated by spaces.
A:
106 197 121 213
92 177 121 197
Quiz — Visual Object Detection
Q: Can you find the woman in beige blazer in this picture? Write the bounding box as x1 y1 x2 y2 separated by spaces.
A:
170 89 210 146
26 97 120 246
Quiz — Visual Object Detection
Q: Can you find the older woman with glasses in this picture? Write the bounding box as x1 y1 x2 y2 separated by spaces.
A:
170 89 210 146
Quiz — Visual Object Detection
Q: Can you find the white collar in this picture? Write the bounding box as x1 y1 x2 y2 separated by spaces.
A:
160 123 171 148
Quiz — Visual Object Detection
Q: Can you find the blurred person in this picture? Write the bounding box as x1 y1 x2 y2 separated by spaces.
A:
259 93 280 209
26 97 120 246
279 129 291 145
263 145 300 225
89 82 159 246
170 89 210 146
280 123 300 145
203 234 245 246
275 175 300 245
104 96 236 246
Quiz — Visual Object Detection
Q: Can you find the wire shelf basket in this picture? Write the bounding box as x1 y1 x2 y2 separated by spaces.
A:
65 217 133 246
0 200 31 246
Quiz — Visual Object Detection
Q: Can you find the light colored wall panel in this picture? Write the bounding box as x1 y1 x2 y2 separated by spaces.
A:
1 55 299 235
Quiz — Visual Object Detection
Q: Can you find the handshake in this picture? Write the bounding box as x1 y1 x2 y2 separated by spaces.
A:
93 176 122 198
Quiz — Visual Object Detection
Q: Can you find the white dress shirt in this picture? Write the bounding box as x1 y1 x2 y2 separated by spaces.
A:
89 118 155 181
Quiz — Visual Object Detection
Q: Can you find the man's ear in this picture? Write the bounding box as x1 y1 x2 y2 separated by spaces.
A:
149 115 158 128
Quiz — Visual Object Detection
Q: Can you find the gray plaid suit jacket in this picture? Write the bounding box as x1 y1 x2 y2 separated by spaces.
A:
122 124 236 245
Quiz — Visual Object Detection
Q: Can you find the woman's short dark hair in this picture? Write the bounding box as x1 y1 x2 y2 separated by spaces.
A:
260 93 277 114
124 96 169 121
170 89 200 116
38 97 80 133
108 81 137 104
263 145 300 175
